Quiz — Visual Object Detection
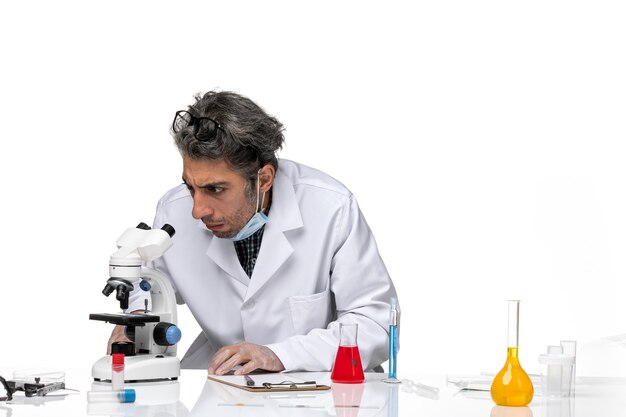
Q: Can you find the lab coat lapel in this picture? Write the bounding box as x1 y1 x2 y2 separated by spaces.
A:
245 167 303 301
205 230 250 286
245 223 292 300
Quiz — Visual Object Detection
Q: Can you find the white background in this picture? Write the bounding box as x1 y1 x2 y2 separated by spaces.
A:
1 0 625 378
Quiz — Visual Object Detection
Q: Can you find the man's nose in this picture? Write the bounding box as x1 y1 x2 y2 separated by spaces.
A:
191 194 214 219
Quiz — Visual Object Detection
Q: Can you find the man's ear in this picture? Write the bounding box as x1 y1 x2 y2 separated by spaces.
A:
259 164 275 193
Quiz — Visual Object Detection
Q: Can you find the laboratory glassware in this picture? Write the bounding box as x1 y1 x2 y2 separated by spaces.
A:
331 323 365 383
87 388 136 403
382 298 402 384
538 345 575 397
111 353 125 390
490 300 534 406
560 340 577 394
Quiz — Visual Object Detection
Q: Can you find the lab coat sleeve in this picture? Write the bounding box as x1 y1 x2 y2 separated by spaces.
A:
266 194 398 372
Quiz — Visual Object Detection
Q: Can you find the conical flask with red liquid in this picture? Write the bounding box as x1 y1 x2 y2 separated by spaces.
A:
331 323 365 383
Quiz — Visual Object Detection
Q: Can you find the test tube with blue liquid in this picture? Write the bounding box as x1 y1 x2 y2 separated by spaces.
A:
382 298 401 384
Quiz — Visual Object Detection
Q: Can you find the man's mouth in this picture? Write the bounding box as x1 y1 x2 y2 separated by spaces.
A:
204 222 224 231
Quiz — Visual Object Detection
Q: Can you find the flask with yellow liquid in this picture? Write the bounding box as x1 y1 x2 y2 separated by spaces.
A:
490 300 534 406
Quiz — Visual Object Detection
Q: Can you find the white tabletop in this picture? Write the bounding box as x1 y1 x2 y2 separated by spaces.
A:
1 368 625 417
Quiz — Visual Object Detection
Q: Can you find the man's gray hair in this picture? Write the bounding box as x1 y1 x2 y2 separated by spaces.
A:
172 90 285 182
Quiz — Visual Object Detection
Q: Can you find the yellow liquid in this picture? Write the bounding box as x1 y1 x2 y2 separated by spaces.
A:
490 347 534 406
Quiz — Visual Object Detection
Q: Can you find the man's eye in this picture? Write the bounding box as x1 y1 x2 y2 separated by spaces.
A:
212 187 224 194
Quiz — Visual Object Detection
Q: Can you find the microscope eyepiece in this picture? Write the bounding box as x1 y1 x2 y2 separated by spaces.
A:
135 222 174 237
136 222 151 230
161 224 175 238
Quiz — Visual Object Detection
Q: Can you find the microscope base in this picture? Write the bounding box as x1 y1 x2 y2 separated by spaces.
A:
92 354 180 382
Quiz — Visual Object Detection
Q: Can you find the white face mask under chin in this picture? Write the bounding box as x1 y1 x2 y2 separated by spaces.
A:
227 172 269 241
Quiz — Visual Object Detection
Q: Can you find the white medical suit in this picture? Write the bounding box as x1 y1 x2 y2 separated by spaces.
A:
128 159 398 372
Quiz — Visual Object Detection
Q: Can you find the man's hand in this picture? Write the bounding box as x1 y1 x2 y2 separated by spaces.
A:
107 325 132 354
207 342 285 375
106 309 144 354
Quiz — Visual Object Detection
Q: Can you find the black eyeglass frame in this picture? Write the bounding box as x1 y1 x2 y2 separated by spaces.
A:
172 110 225 142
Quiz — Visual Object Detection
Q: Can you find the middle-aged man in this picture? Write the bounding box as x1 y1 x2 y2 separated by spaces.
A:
111 90 399 375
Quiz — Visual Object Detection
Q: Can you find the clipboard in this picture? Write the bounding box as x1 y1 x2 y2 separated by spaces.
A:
207 373 331 392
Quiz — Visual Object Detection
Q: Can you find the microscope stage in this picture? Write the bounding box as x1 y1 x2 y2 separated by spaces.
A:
89 313 160 326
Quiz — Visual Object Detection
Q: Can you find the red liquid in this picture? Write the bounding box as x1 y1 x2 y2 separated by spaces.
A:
331 346 364 383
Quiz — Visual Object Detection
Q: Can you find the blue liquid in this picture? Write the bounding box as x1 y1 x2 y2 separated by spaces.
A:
389 324 398 378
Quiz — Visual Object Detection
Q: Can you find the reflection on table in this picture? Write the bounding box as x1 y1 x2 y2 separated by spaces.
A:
1 370 625 417
87 379 187 416
189 373 392 417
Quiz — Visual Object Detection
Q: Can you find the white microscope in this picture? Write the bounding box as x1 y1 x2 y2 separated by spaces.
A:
90 222 182 382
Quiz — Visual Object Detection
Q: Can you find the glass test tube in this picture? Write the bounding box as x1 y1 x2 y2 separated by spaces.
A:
87 389 136 403
111 353 125 390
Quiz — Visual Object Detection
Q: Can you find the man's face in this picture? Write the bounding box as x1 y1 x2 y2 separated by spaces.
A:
182 156 256 239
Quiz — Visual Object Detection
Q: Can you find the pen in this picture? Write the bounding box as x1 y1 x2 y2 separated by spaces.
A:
262 381 318 389
244 375 255 386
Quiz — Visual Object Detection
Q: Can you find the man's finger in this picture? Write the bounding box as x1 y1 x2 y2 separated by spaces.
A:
208 346 238 374
215 353 244 375
234 360 259 375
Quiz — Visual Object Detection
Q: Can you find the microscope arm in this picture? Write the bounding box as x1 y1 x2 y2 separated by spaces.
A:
140 266 178 325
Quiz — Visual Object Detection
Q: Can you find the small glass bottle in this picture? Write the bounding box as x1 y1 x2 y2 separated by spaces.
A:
331 323 365 383
490 300 534 406
111 353 125 390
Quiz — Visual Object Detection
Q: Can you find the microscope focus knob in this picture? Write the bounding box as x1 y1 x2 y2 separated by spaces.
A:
153 322 181 346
